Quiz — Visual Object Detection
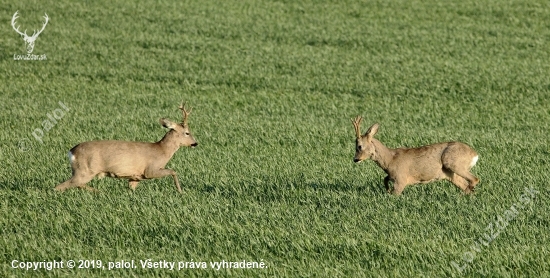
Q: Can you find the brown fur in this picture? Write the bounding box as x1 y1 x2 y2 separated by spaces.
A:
55 103 198 193
352 116 479 195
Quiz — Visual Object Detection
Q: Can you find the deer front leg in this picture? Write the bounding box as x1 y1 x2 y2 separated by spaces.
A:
144 168 182 193
172 173 182 193
392 184 406 196
391 178 408 196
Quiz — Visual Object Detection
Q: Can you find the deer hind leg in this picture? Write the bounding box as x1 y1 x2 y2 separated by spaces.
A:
55 173 95 192
453 169 479 192
129 181 139 191
55 179 75 191
144 168 182 193
442 146 480 191
56 151 98 192
443 163 479 193
448 172 472 194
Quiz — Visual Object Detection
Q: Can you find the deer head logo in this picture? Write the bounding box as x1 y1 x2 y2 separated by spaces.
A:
11 11 49 54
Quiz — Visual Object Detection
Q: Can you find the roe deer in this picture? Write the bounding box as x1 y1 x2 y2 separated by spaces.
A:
55 103 198 193
352 116 479 195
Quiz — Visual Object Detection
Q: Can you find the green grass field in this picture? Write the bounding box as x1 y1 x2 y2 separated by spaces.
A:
1 0 549 276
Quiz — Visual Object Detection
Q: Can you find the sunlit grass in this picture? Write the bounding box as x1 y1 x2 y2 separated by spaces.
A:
0 0 548 277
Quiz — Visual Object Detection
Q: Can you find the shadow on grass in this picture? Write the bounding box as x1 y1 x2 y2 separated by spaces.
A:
0 176 116 193
0 177 58 191
197 174 387 204
2 175 469 201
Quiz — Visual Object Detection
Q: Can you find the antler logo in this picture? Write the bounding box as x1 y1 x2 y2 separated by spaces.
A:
11 11 49 54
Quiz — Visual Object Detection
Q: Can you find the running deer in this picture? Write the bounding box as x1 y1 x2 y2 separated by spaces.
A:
352 116 479 195
55 103 198 193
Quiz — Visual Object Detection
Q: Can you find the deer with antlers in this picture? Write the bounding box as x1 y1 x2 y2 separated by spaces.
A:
352 116 479 195
55 103 198 193
11 11 49 54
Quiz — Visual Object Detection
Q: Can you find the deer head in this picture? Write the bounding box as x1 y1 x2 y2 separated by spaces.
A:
11 11 49 54
159 102 198 148
352 116 379 163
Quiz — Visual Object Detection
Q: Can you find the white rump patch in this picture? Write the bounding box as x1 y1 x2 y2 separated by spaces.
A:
68 151 75 164
470 155 479 167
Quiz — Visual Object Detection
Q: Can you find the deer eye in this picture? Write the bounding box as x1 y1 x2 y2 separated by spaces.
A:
185 132 190 136
357 145 362 151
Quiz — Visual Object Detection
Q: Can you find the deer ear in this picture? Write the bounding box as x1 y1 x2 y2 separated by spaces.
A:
364 123 379 139
160 118 177 130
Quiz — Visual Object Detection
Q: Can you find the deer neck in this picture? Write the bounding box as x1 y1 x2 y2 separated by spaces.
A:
371 138 395 171
157 130 181 157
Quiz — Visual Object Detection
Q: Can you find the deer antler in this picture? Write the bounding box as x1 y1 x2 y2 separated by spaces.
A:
31 13 49 39
178 101 192 126
352 116 363 139
11 11 27 37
